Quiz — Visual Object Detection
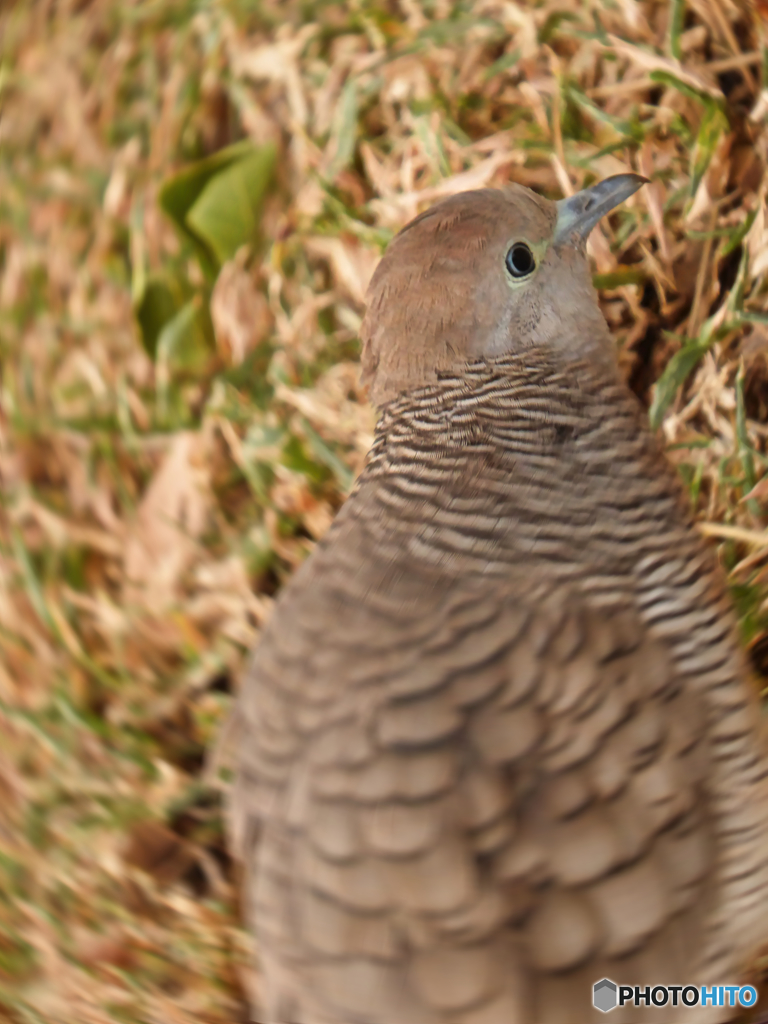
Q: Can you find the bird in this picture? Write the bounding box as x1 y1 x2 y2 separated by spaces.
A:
227 175 768 1024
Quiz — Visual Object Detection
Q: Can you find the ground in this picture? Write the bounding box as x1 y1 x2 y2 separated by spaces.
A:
1 1 768 1021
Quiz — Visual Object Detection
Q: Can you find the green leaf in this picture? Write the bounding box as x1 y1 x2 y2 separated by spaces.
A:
668 0 685 60
134 274 186 359
567 86 646 143
282 435 328 484
156 297 214 379
154 298 215 426
592 267 646 289
649 338 711 430
414 16 503 47
186 145 276 267
302 421 354 491
650 266 748 430
689 459 704 507
10 528 52 631
538 10 579 43
327 78 359 179
241 423 283 500
219 340 276 410
723 245 749 318
729 581 768 646
649 69 724 114
690 105 729 197
158 140 274 274
482 48 520 82
722 208 756 256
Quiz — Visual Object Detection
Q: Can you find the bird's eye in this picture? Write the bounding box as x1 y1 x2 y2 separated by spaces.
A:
505 242 536 279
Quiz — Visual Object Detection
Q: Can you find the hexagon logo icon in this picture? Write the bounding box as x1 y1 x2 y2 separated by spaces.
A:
593 979 618 1013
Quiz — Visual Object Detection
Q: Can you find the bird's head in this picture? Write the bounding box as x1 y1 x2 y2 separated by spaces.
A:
361 174 646 406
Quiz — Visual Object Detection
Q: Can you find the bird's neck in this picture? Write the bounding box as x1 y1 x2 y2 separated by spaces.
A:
368 351 627 468
350 352 686 586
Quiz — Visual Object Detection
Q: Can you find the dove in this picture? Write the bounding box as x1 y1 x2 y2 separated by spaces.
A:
228 175 768 1024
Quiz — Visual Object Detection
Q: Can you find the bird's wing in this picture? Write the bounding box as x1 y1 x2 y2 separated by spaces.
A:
231 577 716 1024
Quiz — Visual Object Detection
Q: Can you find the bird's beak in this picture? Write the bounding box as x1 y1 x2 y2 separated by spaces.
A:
554 173 647 246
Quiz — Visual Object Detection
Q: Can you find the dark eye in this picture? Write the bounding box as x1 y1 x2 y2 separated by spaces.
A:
505 242 536 279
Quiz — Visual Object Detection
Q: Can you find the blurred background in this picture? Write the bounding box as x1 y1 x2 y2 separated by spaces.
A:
1 0 768 1021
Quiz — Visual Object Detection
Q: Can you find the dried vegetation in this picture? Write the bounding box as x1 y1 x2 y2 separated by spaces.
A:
2 0 768 1020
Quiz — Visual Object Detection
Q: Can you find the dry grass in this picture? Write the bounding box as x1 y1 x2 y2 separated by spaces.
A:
2 0 768 1020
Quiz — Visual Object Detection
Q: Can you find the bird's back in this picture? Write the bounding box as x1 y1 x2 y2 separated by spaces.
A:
230 353 768 1024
